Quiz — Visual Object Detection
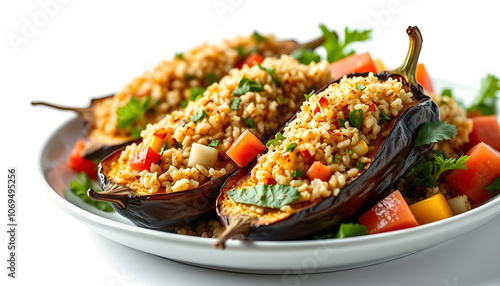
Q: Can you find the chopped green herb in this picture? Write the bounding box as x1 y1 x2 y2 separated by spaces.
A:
304 89 315 101
159 143 168 156
467 74 500 116
227 184 300 209
69 173 114 212
232 77 264 96
414 121 457 147
190 110 207 122
208 140 219 148
256 62 281 87
179 100 188 108
185 74 196 81
441 88 453 98
189 87 206 101
230 97 241 110
333 154 338 164
116 97 151 129
356 83 366 90
252 30 266 42
349 109 363 130
290 48 321 65
380 112 390 123
205 73 218 86
286 142 297 152
346 149 352 155
320 24 372 63
236 45 246 58
334 223 367 238
175 52 183 60
177 142 183 149
485 177 500 193
266 132 285 147
338 117 346 128
292 170 305 178
277 95 286 103
409 154 469 188
243 117 255 128
356 160 365 170
130 127 144 140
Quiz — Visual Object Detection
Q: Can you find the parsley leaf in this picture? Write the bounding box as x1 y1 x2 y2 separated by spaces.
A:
381 112 390 124
292 170 305 178
189 87 206 101
116 97 151 129
467 74 500 116
286 142 297 152
69 173 114 212
486 178 500 193
227 184 300 209
338 117 346 128
243 117 255 128
335 223 367 238
255 62 281 87
356 83 366 90
175 52 183 60
414 121 458 147
349 109 363 130
230 97 241 110
320 24 372 63
304 89 315 101
190 110 207 122
290 48 321 65
177 142 183 149
356 160 364 170
409 154 469 188
205 73 218 86
179 100 188 108
252 30 266 42
208 140 219 148
232 77 264 96
266 132 285 147
441 89 453 98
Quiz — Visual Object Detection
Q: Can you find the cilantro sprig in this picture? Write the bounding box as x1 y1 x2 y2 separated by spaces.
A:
414 121 458 147
266 132 285 147
467 74 500 116
69 173 114 212
320 24 372 63
116 97 151 139
485 178 500 193
255 63 281 87
409 154 469 188
232 77 264 96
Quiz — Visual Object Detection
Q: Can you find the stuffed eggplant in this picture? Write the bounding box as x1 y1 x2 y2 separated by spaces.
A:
214 26 439 248
31 32 324 160
88 55 332 229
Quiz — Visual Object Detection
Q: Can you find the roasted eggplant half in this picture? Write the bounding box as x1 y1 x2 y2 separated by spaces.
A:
31 33 325 160
214 26 439 248
87 55 333 230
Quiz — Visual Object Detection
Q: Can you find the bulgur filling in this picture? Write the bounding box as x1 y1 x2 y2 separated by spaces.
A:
220 73 416 223
106 56 331 195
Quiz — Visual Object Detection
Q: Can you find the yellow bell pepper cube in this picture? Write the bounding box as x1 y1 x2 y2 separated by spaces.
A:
409 194 453 225
150 135 165 153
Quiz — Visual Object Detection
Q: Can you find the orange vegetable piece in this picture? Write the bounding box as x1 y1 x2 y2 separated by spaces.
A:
409 194 453 225
306 161 332 182
373 58 386 73
465 116 500 152
358 190 419 234
329 52 377 80
67 139 97 178
445 142 500 203
416 63 433 92
226 130 266 167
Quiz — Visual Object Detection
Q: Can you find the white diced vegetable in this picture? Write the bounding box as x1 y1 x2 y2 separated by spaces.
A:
188 143 218 168
446 195 471 215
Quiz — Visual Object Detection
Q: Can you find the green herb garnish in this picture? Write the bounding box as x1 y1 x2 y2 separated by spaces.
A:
485 177 500 193
232 77 264 96
409 154 469 188
69 173 114 212
227 184 300 209
338 117 346 128
356 161 365 170
243 117 255 128
467 74 500 116
208 140 219 148
189 87 206 101
179 100 188 108
286 142 297 152
414 121 457 147
190 110 207 122
380 112 390 124
266 132 285 147
315 223 367 239
277 95 286 103
116 97 151 129
441 89 453 98
230 97 241 110
256 62 281 87
292 170 305 178
177 142 183 149
252 31 266 42
356 83 366 90
346 149 352 155
349 109 363 130
320 24 372 63
304 89 315 101
291 48 321 65
205 73 218 86
159 143 168 156
333 154 338 164
175 52 183 60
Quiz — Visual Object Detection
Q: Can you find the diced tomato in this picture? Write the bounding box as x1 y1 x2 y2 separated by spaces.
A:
67 139 97 178
313 106 321 115
445 142 500 203
416 63 433 92
306 161 332 182
236 53 264 69
226 130 267 167
329 52 377 80
465 116 500 152
358 190 419 234
129 146 161 171
409 194 453 225
300 149 313 159
265 178 277 185
318 97 329 108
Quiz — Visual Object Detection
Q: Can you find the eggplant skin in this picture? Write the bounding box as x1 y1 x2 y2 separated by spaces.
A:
217 72 440 241
94 149 233 230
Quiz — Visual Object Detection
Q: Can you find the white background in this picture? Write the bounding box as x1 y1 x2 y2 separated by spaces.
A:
1 0 500 285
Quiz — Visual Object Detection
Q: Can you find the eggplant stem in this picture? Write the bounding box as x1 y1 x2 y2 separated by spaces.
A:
214 215 256 249
391 26 423 88
87 183 131 210
31 101 93 122
279 34 326 55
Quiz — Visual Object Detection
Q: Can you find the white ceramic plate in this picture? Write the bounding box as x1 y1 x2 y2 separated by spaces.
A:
39 80 500 274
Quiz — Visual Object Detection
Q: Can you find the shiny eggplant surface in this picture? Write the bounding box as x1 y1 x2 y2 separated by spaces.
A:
214 26 439 248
